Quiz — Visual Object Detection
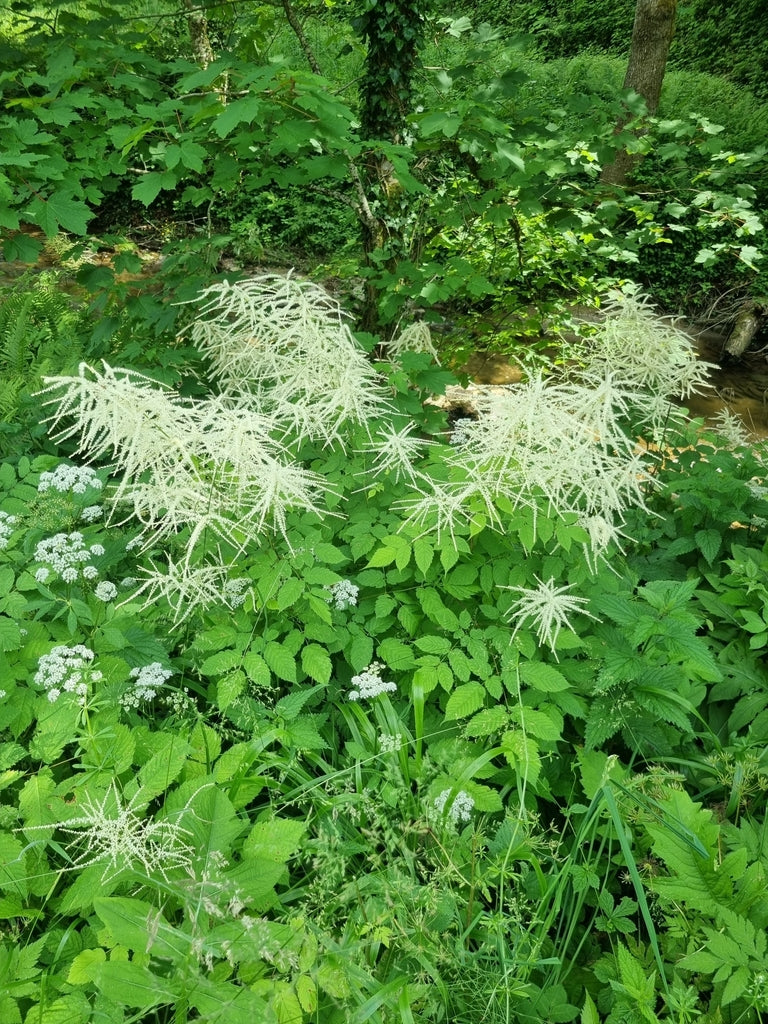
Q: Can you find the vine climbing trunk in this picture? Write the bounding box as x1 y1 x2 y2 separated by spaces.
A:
355 0 426 332
601 0 677 186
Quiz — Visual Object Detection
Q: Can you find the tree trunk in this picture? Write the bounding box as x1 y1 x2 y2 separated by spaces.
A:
602 0 677 186
725 302 763 358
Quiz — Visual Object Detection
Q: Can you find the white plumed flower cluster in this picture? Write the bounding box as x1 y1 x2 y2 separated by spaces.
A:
39 275 391 620
120 662 173 710
34 532 104 585
0 511 16 550
327 579 359 610
501 576 600 657
34 644 102 705
434 788 475 826
349 662 396 701
38 462 103 495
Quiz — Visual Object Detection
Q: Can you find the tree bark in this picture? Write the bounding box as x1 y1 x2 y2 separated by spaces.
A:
601 0 677 186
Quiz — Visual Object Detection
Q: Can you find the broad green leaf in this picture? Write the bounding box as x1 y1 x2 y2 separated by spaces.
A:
67 947 106 985
414 635 451 654
277 577 304 611
501 731 542 786
464 706 509 737
133 735 191 804
0 617 21 652
348 631 374 672
93 960 177 1010
28 193 91 235
413 537 434 575
444 682 485 720
94 897 189 960
243 651 270 686
519 662 570 692
243 817 306 862
301 643 332 684
200 649 241 677
264 641 297 683
378 637 415 670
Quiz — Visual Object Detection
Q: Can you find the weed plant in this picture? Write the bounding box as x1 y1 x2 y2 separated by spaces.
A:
1 275 768 1023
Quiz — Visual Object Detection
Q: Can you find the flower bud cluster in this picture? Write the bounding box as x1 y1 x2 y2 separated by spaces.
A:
349 661 396 701
0 511 17 550
94 580 118 603
120 662 173 710
38 463 103 495
34 644 102 705
434 788 475 826
328 579 359 610
34 532 105 585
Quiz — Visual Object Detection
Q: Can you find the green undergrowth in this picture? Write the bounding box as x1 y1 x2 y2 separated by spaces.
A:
0 277 767 1023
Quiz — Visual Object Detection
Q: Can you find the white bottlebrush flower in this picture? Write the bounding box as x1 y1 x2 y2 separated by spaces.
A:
360 421 436 485
578 288 715 405
124 555 250 626
501 576 600 656
19 782 195 882
349 662 396 701
388 321 441 364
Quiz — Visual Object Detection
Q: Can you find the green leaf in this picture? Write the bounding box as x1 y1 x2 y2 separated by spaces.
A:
301 643 332 684
94 897 188 960
243 651 270 686
414 635 451 654
264 641 297 683
464 706 509 737
378 637 415 670
133 735 191 804
348 631 374 672
277 577 304 611
67 947 106 985
413 537 434 575
93 959 177 1010
0 617 21 652
695 528 721 564
243 817 306 862
519 662 570 692
444 682 485 720
27 193 91 235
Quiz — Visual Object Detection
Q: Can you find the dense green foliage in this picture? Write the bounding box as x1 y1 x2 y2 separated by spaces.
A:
1 277 768 1023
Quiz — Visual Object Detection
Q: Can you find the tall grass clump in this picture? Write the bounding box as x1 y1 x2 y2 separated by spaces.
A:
2 272 767 1024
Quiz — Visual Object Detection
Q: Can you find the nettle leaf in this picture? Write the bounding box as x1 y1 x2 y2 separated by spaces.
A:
444 682 485 720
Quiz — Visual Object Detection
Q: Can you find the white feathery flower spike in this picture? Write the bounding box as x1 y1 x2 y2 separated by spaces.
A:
501 576 600 656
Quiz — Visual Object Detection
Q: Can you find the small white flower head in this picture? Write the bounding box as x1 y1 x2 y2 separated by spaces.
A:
94 580 118 603
501 576 600 656
327 579 359 610
221 577 250 609
34 644 99 706
120 662 173 711
38 463 103 495
80 505 103 523
0 511 17 550
349 662 396 701
34 532 103 584
378 732 402 754
434 788 475 826
0 689 6 699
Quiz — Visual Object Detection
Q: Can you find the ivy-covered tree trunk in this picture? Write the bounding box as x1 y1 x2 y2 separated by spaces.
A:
355 0 426 331
602 0 677 186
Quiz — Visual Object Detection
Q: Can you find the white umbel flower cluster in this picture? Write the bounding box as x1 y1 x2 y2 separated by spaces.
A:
34 532 104 585
0 511 16 550
434 788 475 826
34 644 102 705
94 580 118 602
120 662 174 710
38 462 103 495
327 579 359 610
348 662 396 701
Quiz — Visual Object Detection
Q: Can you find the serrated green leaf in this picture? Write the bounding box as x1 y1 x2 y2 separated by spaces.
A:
464 706 509 737
519 662 570 692
277 577 304 611
348 631 374 672
378 637 415 670
301 643 332 684
444 682 485 720
264 641 297 682
0 617 21 652
413 537 434 575
695 528 721 564
243 817 306 862
414 635 451 654
243 651 270 686
67 947 107 985
448 647 472 680
200 649 241 677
